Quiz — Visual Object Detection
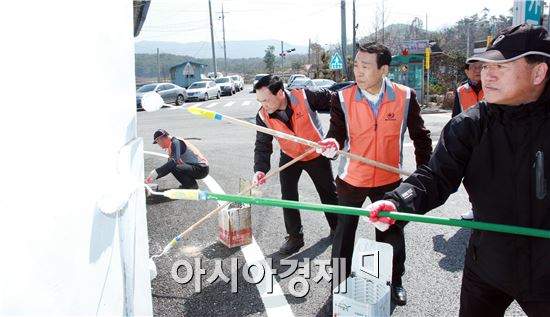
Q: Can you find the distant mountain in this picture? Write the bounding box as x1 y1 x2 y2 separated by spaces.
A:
135 39 309 59
358 24 423 45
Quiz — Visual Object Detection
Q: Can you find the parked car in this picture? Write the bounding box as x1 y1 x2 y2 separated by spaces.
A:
288 74 307 85
186 81 221 101
136 83 186 109
252 73 269 92
328 80 355 91
229 75 244 92
207 71 224 79
312 79 336 89
287 78 315 90
215 77 236 96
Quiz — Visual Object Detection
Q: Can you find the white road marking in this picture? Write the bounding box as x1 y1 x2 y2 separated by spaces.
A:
201 176 295 317
205 102 219 109
144 151 294 317
242 101 251 106
165 104 183 110
403 140 439 147
223 101 236 107
424 113 451 119
188 103 205 110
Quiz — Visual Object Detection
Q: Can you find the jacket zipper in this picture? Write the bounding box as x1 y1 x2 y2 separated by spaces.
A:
535 150 547 200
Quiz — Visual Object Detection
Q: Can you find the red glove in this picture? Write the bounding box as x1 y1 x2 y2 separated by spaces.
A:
364 200 397 231
145 170 158 184
252 171 266 187
316 138 339 158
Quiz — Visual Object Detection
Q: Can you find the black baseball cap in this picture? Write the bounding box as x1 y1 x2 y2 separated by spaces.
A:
467 24 550 64
153 129 169 144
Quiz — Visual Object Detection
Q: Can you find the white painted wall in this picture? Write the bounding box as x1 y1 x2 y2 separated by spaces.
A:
0 1 152 314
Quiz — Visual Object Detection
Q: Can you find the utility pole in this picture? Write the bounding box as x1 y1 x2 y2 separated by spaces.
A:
340 0 349 79
281 40 284 72
218 4 228 74
382 0 385 44
352 0 357 59
466 21 470 57
208 0 218 78
426 12 428 40
426 13 429 105
156 47 160 83
308 38 311 77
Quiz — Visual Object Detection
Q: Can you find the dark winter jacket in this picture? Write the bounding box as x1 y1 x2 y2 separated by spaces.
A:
386 85 550 301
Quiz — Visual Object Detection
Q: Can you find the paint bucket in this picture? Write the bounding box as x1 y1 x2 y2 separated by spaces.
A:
218 178 253 248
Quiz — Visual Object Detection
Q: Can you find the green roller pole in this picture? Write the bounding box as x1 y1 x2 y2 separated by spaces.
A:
203 192 550 239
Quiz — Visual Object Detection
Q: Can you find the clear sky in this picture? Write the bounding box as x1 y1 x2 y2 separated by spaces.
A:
137 0 513 48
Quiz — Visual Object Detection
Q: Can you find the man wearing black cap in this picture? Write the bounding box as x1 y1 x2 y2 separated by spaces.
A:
145 129 209 189
365 24 550 315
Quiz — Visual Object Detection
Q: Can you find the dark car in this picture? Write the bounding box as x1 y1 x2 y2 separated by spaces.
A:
328 81 355 92
136 83 186 109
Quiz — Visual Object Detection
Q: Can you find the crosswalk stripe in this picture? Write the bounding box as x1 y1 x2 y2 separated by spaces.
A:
205 102 219 109
242 101 251 106
224 101 235 107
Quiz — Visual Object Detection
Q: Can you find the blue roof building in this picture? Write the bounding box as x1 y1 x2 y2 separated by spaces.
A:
170 60 208 88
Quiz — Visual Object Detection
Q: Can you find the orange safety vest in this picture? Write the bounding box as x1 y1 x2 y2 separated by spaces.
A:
456 83 484 112
258 89 324 161
338 79 410 188
168 137 209 165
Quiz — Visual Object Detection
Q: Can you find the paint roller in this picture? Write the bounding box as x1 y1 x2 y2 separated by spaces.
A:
146 149 316 280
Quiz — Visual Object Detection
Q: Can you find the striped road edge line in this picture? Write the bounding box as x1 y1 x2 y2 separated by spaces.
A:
143 150 295 317
201 176 295 317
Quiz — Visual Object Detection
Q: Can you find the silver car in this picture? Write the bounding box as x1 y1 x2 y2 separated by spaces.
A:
288 78 315 90
186 81 221 101
230 75 244 92
312 79 336 89
136 83 186 109
215 76 237 96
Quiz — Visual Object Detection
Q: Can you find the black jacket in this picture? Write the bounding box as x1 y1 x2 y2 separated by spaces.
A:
386 87 550 300
254 88 333 173
155 137 207 178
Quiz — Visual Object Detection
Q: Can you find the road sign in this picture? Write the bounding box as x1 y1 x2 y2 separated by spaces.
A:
513 0 542 26
329 53 343 70
399 40 430 55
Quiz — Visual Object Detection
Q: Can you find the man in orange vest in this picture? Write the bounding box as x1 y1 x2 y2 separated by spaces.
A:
452 62 484 117
453 62 483 220
319 42 433 306
145 129 209 189
253 75 338 255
